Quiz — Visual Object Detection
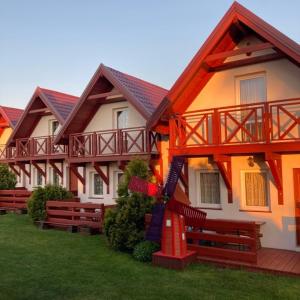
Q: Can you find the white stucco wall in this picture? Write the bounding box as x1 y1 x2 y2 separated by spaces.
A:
30 114 61 138
84 100 146 132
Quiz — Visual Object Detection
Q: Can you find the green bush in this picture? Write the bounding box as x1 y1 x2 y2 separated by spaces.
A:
133 241 160 262
27 184 73 222
104 159 155 252
0 164 17 190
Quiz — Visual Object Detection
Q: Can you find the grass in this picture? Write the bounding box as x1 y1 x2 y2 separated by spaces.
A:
0 214 299 300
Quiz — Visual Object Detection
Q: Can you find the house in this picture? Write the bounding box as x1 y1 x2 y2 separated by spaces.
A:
55 64 167 205
150 2 300 252
0 105 23 163
7 87 78 190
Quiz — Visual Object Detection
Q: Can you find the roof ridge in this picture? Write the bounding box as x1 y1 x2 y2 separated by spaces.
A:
104 65 168 92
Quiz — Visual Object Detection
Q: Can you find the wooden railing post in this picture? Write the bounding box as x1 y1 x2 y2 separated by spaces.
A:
169 116 177 149
30 138 34 157
264 102 271 144
118 129 122 155
213 109 220 145
92 132 97 156
69 135 73 157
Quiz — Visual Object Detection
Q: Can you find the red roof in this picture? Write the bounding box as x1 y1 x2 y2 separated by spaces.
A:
105 66 168 117
8 87 78 143
148 1 300 129
56 64 168 143
0 106 24 128
38 88 79 122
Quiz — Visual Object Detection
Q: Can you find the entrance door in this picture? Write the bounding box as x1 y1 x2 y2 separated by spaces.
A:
293 168 300 246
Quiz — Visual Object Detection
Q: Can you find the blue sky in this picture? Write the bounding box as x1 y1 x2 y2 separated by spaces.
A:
0 0 299 108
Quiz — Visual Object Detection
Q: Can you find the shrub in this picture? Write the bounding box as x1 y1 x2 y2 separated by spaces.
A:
104 159 155 252
133 241 160 262
27 184 73 222
0 164 17 190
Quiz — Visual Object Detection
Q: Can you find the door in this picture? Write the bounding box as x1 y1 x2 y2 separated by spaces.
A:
293 168 300 246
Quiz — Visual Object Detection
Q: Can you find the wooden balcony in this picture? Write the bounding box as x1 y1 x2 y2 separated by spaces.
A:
69 127 160 163
15 136 68 161
0 145 16 162
169 97 300 156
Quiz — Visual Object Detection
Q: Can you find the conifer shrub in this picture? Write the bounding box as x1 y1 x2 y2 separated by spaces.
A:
133 240 160 262
27 184 73 222
104 159 155 252
0 164 17 190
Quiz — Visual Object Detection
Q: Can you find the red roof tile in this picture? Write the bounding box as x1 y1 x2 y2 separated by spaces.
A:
38 88 78 122
0 106 24 128
105 66 168 117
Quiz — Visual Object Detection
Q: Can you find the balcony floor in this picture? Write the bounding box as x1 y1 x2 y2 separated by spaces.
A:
195 247 300 276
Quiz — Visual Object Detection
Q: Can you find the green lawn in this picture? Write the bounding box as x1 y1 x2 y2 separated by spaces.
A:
0 214 299 300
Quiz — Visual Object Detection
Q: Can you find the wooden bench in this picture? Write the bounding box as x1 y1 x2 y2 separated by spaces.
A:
0 190 32 214
186 219 258 264
41 201 105 234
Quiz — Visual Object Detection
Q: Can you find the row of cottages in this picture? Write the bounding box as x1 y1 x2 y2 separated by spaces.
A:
3 65 167 205
150 2 300 252
0 106 24 160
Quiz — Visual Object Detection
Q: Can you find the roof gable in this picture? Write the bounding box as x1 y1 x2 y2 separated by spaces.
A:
149 1 300 129
8 87 78 143
0 106 23 128
56 64 167 143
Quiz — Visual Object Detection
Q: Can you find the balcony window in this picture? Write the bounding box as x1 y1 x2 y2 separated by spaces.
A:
196 171 221 208
35 169 43 186
236 74 266 142
52 169 60 186
49 120 60 136
115 109 128 129
241 170 270 211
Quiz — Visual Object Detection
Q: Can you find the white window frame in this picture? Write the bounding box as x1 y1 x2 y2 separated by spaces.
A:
34 167 44 187
50 167 61 186
196 170 222 209
89 171 104 198
49 119 60 136
114 107 129 129
113 171 124 198
235 72 267 106
240 170 271 212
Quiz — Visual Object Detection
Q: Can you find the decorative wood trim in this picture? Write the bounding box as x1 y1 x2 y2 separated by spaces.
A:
32 161 46 178
70 165 85 189
17 163 31 179
205 42 273 62
214 155 232 203
208 53 284 72
9 163 20 177
49 161 63 178
87 90 121 100
93 162 109 193
239 209 272 213
265 152 283 205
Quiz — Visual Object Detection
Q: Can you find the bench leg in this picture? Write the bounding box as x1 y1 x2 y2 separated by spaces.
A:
0 209 7 215
39 221 50 230
67 225 77 233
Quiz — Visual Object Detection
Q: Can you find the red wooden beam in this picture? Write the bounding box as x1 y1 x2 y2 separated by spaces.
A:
205 42 273 62
265 152 283 205
49 161 63 178
17 163 31 179
214 155 232 203
32 161 46 178
208 53 284 72
9 163 20 177
87 90 121 100
70 165 85 187
93 162 109 194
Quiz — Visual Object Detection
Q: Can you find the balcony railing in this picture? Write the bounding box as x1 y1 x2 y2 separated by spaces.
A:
0 145 16 161
170 97 300 149
15 136 68 159
69 127 159 158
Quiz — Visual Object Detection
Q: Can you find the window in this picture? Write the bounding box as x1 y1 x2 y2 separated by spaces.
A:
114 171 124 197
236 74 266 142
92 173 103 196
49 120 59 135
52 170 60 186
241 171 269 211
196 171 221 208
36 169 43 186
115 109 128 129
